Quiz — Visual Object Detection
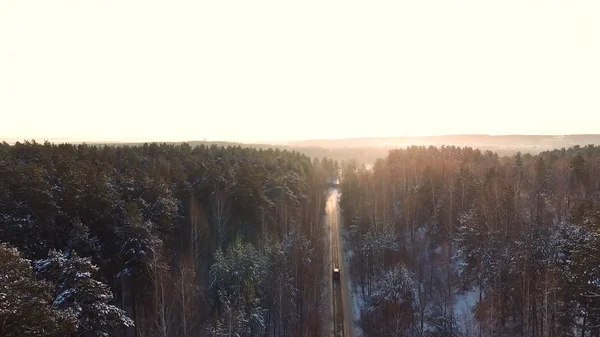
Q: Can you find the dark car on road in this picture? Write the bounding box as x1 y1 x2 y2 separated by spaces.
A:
327 178 339 187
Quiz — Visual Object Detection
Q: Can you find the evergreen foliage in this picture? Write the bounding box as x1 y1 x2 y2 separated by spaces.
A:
340 145 600 337
0 141 329 337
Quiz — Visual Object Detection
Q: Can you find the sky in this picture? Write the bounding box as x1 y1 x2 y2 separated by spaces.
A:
1 0 599 143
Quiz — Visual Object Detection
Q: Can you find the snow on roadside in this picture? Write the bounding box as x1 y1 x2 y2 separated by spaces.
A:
453 287 479 336
341 228 365 337
452 252 479 335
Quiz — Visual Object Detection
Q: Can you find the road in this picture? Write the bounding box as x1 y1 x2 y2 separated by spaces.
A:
326 188 355 337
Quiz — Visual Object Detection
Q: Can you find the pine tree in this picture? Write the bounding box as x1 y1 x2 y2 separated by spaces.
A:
34 250 134 337
0 243 76 337
209 238 266 337
361 264 417 337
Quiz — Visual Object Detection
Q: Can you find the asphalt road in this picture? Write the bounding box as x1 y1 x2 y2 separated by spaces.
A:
326 189 355 337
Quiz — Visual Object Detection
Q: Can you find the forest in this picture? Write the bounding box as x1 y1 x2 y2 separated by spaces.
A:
0 141 339 337
4 140 600 337
339 145 600 337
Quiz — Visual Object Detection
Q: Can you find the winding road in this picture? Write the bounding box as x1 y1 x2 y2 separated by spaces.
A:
325 188 355 337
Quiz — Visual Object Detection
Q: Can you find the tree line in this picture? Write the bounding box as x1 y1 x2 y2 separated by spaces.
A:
0 141 337 337
340 145 600 337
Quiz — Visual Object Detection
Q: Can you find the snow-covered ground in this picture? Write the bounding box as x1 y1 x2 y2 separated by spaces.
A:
454 288 478 318
340 227 365 337
336 202 479 337
452 249 479 336
454 287 479 335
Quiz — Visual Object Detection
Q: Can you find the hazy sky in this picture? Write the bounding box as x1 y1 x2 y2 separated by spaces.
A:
1 0 599 143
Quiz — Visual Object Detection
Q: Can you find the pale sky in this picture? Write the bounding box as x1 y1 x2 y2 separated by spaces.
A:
1 0 599 143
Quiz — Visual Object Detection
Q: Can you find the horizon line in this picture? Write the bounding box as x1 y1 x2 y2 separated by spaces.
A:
3 133 600 146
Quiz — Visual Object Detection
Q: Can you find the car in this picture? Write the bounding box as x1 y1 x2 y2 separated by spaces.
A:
327 178 339 187
333 267 340 279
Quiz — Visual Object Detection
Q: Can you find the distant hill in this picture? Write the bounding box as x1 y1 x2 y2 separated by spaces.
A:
287 134 600 152
5 135 600 165
189 135 600 164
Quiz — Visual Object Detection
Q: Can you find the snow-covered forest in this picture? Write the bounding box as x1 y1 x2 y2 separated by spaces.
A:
5 140 600 337
340 145 600 337
0 141 339 337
